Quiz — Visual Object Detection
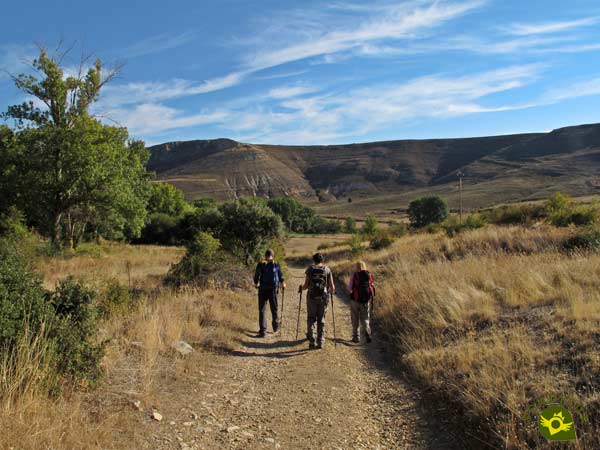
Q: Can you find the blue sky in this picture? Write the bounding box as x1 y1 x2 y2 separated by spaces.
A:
1 0 600 145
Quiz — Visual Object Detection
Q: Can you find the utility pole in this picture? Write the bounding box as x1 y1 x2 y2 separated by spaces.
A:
457 171 464 223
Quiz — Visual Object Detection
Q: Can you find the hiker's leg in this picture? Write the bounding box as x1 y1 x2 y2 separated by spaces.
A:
350 301 360 339
316 296 329 344
258 290 268 334
361 302 371 339
306 296 317 343
269 289 279 331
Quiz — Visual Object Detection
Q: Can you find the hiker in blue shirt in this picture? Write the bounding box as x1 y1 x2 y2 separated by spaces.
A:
253 249 286 338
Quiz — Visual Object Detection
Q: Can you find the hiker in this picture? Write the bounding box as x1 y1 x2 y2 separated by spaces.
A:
348 261 375 343
254 249 286 338
298 252 336 349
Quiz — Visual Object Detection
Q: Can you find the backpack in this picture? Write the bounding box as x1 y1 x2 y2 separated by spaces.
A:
356 270 373 304
309 265 328 297
259 261 279 289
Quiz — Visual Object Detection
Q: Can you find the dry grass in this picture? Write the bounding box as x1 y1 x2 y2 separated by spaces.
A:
0 243 254 450
37 242 185 290
337 225 600 449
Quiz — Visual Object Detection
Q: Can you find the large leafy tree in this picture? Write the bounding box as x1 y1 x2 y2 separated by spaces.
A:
408 196 449 228
2 49 150 248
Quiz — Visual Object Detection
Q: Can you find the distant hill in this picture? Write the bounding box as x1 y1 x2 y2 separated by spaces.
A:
147 123 600 215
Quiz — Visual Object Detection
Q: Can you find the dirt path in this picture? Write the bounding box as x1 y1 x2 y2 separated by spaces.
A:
135 241 447 450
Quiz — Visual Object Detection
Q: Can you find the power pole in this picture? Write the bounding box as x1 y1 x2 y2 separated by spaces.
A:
457 171 464 223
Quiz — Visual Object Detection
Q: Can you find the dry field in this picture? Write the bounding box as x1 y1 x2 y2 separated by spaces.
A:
336 225 600 449
1 243 255 450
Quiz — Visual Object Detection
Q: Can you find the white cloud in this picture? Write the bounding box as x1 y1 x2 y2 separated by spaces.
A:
503 17 598 36
0 44 35 81
267 85 317 99
108 103 230 135
122 31 196 58
244 0 485 71
544 78 600 103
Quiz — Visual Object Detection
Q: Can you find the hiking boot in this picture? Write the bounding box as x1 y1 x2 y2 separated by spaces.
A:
366 335 372 343
309 341 316 349
257 331 266 338
316 342 324 349
352 336 359 343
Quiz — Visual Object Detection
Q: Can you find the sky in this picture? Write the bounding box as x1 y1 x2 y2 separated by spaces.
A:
1 0 600 145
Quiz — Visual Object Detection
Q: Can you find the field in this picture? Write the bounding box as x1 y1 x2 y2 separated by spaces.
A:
334 225 600 449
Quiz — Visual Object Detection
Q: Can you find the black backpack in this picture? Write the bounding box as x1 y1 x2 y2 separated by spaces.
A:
357 270 372 304
309 266 328 297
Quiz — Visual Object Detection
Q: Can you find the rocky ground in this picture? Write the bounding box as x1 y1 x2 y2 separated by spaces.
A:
126 263 450 450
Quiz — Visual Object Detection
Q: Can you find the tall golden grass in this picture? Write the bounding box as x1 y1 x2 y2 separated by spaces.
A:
337 225 600 449
1 243 254 450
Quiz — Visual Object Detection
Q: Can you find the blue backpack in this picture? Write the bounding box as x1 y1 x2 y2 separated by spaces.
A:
259 261 280 289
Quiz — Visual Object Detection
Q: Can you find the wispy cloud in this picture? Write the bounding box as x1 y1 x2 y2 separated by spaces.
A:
503 17 598 36
267 85 318 99
122 31 195 58
0 44 35 80
243 0 485 71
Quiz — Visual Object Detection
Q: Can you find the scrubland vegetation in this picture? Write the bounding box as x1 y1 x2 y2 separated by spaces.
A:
336 208 600 449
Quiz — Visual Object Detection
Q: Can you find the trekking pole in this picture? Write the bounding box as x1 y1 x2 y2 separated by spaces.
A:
280 287 285 334
330 292 337 347
295 290 302 341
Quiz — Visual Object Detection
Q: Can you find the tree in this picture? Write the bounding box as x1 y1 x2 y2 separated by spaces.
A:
362 215 379 236
344 217 357 233
218 198 283 264
3 49 149 248
147 182 189 217
408 196 449 228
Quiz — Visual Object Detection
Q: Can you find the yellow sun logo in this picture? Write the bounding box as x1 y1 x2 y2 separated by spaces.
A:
538 406 577 441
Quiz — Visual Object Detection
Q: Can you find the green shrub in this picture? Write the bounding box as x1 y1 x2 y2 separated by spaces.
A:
370 230 395 250
349 234 365 256
49 277 105 386
408 196 449 228
388 221 408 238
139 212 179 245
0 240 50 353
442 213 487 237
344 217 357 233
563 227 600 252
482 203 546 225
98 279 135 318
362 216 379 236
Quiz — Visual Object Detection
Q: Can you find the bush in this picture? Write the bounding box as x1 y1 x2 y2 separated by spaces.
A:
362 216 378 236
344 217 357 233
408 196 449 228
139 213 179 245
49 277 105 386
308 216 343 234
349 234 365 256
563 227 600 252
98 279 135 318
370 230 395 250
388 221 408 238
482 203 546 225
147 182 190 217
165 232 249 290
545 192 599 227
0 240 50 353
442 213 487 237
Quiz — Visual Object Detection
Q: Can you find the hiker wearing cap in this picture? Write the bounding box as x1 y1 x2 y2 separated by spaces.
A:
348 261 375 343
254 249 286 338
298 253 336 349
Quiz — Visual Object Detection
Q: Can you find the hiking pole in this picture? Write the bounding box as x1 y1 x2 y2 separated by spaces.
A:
280 287 285 334
330 292 337 347
295 290 303 341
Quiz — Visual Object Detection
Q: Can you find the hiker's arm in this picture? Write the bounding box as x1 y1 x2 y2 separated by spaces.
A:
253 264 260 287
348 273 354 292
370 273 376 296
299 274 310 292
329 272 336 294
278 265 286 290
